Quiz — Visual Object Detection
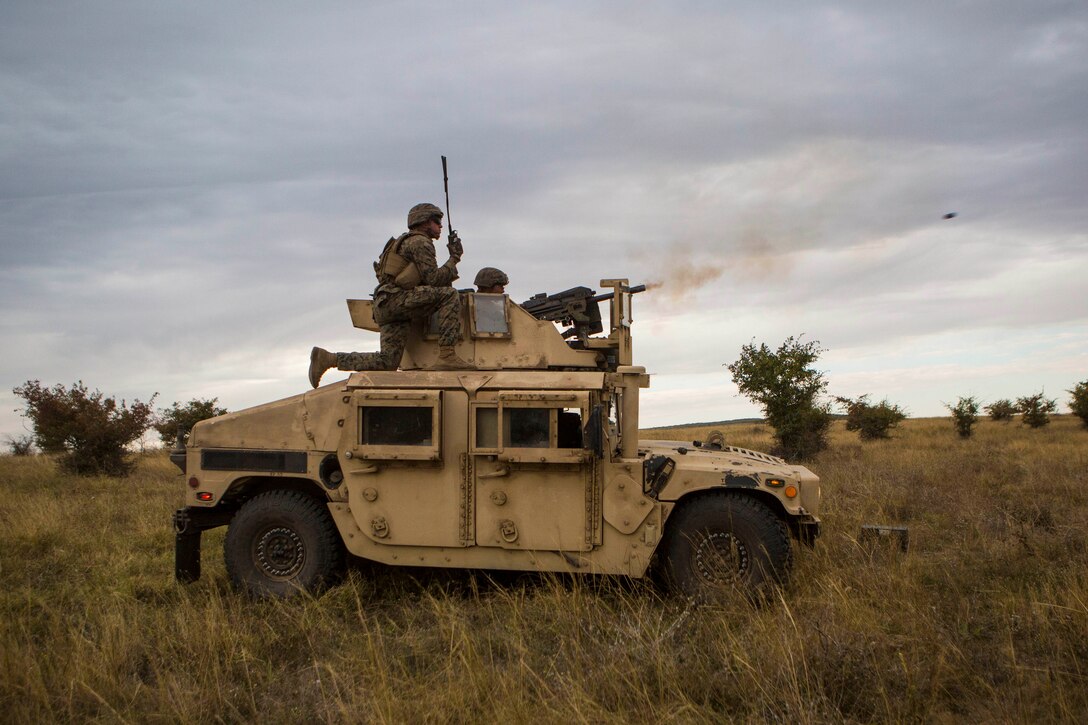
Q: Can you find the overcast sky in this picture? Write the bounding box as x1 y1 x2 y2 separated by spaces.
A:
2 1 1086 443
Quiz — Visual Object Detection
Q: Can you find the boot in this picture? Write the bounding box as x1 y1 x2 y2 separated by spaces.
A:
308 347 339 388
434 345 474 370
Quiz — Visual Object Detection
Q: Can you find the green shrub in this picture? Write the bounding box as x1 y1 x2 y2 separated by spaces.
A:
945 396 980 438
1017 392 1057 429
836 395 907 440
727 336 831 460
12 380 156 476
1069 380 1088 429
984 399 1017 422
154 398 228 446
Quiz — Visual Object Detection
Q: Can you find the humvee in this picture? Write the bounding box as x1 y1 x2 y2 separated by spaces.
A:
172 280 821 598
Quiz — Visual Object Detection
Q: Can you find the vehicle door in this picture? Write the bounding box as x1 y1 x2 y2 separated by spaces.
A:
470 391 598 552
338 388 468 548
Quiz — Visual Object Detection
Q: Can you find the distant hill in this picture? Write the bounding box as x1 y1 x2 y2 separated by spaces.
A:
643 418 764 430
645 414 848 430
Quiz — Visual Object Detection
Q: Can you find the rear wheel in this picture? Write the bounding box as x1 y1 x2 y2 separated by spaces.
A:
660 492 792 599
225 490 345 598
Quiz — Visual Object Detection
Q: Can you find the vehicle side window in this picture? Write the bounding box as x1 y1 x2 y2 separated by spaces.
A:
475 392 591 461
361 406 433 446
346 390 441 461
474 406 584 449
472 294 510 336
476 407 498 448
506 408 549 448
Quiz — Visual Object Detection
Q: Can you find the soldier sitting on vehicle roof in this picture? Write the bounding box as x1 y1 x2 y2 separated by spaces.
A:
474 267 508 294
308 203 474 387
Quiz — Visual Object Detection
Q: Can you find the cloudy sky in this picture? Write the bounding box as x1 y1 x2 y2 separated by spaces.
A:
2 1 1086 443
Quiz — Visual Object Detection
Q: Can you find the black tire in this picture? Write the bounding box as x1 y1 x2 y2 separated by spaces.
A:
224 490 345 598
659 492 792 599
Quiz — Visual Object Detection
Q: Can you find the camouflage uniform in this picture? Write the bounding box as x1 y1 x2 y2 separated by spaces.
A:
338 232 462 371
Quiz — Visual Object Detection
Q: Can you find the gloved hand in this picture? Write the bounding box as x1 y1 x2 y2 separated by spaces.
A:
446 230 463 261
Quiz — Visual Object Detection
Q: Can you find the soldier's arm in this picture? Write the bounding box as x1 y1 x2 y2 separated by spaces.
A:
403 236 458 287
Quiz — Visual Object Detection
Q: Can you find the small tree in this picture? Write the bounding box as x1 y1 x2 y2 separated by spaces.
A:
945 396 980 438
12 380 156 476
836 395 907 440
1017 392 1057 429
727 335 831 460
985 399 1017 422
1069 380 1088 429
155 398 228 446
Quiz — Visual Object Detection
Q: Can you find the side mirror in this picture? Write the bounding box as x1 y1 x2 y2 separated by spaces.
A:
583 404 604 459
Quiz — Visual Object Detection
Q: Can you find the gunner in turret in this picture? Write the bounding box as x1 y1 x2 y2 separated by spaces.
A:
308 202 474 387
473 267 508 294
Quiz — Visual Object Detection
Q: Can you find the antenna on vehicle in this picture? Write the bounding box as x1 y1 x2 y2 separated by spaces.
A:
441 156 453 240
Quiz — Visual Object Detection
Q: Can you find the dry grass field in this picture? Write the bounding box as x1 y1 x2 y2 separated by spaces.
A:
2 416 1087 722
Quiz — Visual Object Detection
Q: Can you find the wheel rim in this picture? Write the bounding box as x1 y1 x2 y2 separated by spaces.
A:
253 526 305 580
692 531 750 586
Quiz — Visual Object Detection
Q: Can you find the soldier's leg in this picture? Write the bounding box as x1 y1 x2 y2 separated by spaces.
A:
380 286 462 343
432 288 463 347
335 320 409 371
375 320 410 368
388 287 457 324
381 287 469 367
312 288 468 384
380 286 470 369
334 351 382 371
400 286 471 369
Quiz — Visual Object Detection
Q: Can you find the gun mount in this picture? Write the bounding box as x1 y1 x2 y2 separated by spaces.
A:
522 284 646 345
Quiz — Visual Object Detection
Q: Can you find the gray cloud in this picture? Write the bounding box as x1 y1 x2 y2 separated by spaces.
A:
2 1 1086 438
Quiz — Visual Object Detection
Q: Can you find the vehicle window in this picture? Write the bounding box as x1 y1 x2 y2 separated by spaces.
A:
476 407 498 448
505 408 549 448
474 294 509 334
361 406 433 446
476 405 586 450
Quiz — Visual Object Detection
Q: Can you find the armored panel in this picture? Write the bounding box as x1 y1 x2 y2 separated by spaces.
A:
346 299 378 332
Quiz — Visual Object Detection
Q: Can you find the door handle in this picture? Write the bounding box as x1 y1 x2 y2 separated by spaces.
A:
478 464 510 479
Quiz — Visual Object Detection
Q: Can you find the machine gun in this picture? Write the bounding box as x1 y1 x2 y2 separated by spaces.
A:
521 284 646 343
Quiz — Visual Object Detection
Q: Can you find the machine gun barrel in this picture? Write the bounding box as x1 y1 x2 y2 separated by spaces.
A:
588 284 646 304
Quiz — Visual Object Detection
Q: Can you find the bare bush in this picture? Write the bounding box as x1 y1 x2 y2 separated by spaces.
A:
5 434 35 456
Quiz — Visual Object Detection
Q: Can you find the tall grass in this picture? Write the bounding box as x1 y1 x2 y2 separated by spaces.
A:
2 417 1086 722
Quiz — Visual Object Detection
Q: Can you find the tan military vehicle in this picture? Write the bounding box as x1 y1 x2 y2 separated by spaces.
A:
172 280 821 598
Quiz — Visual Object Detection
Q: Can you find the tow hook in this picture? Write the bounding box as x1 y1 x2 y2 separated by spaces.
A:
172 508 192 534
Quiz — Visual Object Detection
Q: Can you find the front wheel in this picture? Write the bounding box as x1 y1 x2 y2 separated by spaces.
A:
659 492 792 599
225 490 345 598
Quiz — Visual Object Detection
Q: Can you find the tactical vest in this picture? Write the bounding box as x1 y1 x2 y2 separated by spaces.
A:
374 233 421 290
